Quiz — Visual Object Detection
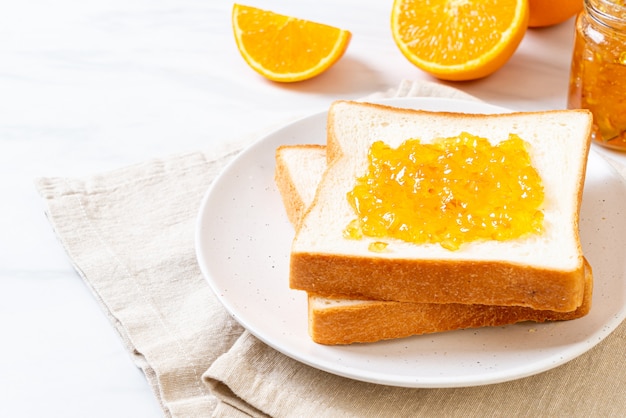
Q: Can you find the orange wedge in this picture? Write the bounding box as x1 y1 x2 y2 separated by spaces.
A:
391 0 529 81
232 4 352 82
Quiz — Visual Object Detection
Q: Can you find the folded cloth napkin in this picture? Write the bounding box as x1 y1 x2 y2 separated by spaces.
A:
36 80 626 418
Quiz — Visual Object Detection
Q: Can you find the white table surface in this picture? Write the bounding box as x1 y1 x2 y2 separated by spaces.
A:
2 1 625 417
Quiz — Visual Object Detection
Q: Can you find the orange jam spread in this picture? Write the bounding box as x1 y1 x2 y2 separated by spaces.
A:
344 133 545 251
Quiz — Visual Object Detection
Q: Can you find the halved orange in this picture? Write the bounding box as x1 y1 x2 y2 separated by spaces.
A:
391 0 529 81
232 4 352 82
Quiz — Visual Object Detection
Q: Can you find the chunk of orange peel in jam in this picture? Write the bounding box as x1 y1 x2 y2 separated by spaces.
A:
344 132 545 251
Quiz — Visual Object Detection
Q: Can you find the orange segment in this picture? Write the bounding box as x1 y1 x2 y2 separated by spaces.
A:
391 0 529 81
232 4 351 82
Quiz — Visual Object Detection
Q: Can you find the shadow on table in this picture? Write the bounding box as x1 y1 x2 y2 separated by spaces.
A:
267 56 389 98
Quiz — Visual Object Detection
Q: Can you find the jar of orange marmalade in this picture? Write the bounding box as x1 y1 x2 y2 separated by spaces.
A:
567 0 626 150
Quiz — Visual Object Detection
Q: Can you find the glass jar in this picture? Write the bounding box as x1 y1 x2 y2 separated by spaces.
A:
567 0 626 150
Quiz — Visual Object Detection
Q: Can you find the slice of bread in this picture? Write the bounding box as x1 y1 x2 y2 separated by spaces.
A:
275 144 592 345
309 266 592 344
290 101 593 312
275 144 326 228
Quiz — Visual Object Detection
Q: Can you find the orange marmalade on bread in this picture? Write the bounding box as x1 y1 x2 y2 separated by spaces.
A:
345 133 544 251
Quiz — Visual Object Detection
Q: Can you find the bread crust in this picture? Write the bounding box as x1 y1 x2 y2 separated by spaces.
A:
308 260 592 345
291 253 585 312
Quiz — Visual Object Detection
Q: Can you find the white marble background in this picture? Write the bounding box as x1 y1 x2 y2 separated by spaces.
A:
1 1 623 417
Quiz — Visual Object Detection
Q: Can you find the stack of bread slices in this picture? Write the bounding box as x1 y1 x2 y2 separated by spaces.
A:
274 100 594 345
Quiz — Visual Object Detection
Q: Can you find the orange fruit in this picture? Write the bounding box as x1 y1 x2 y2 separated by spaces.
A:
528 0 583 27
391 0 529 81
231 4 351 82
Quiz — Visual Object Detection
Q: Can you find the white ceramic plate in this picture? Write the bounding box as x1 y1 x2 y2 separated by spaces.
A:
195 97 626 388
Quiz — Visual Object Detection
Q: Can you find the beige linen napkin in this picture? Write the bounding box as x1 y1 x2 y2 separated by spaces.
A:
37 80 626 418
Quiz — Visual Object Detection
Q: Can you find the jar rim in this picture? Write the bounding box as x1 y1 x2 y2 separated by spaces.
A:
585 0 626 30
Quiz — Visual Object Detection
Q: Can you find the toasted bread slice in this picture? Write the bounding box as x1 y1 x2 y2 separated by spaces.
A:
290 101 593 312
275 144 592 345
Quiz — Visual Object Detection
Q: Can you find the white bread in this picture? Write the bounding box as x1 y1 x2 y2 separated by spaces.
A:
290 101 593 312
274 144 326 228
275 144 592 345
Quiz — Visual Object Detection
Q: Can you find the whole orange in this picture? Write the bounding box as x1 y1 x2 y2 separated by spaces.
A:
528 0 583 27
